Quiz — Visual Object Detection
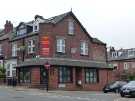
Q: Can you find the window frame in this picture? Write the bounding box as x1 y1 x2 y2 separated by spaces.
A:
80 41 89 56
12 43 17 57
58 67 72 83
19 68 31 83
27 40 36 54
85 69 99 84
0 44 2 55
56 38 65 53
68 19 75 35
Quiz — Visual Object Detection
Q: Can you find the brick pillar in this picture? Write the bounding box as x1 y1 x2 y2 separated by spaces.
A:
31 67 40 87
72 67 76 85
82 68 85 88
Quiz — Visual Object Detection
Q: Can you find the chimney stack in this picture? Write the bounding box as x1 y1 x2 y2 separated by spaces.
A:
4 20 13 34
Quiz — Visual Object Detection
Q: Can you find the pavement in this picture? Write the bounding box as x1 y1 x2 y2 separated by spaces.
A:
0 85 135 101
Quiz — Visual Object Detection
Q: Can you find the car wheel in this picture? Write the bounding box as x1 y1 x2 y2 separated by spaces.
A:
104 91 107 93
120 92 125 97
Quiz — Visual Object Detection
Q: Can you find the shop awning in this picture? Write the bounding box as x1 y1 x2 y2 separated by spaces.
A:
16 58 109 69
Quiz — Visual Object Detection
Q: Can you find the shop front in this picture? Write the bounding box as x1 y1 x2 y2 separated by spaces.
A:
16 58 109 91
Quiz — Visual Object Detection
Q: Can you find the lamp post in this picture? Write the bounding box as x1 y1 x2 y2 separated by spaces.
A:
44 61 50 92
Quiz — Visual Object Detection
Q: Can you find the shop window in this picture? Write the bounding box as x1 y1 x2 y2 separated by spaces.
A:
85 69 98 84
19 68 31 83
59 67 72 83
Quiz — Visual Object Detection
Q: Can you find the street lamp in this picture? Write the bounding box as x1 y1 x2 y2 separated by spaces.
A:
44 61 50 92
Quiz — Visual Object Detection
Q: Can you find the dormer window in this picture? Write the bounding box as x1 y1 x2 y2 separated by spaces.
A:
68 19 75 35
16 24 27 36
34 25 38 31
112 52 118 58
33 25 38 32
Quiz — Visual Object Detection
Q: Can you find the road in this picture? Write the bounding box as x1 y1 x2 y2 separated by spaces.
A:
0 86 134 101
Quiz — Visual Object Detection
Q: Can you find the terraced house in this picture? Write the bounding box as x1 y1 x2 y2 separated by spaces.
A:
0 11 112 90
108 47 135 81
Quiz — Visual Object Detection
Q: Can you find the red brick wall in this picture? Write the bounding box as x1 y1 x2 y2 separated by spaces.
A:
39 15 101 60
92 43 107 62
31 67 40 87
0 39 10 59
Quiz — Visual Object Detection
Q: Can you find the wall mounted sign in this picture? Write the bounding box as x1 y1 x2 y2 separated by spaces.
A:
40 36 50 56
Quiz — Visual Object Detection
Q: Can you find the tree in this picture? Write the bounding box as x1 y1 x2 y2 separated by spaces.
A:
0 66 6 78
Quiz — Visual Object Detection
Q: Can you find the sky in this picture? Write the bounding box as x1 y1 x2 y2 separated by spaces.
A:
0 0 135 49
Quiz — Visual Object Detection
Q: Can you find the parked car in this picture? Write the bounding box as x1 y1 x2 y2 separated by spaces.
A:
120 81 135 97
103 81 127 93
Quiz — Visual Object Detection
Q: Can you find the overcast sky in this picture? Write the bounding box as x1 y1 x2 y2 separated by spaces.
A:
0 0 135 49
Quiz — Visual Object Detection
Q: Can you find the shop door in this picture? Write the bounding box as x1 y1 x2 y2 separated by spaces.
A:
40 67 48 84
76 68 82 86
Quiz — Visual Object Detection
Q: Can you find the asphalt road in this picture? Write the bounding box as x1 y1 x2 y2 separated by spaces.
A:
0 86 135 101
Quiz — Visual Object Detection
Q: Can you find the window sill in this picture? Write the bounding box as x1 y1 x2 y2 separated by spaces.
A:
80 54 89 56
68 33 75 36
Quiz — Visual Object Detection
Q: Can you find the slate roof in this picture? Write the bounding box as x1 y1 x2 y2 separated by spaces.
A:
16 58 108 69
92 38 106 45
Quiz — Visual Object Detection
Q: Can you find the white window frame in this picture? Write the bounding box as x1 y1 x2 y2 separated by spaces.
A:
0 44 2 55
80 41 88 55
68 19 74 35
56 38 65 53
12 43 17 57
33 25 39 32
28 40 35 54
124 62 129 70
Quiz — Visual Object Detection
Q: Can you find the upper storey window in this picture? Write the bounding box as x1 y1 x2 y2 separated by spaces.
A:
33 17 44 32
12 43 17 57
68 19 75 35
56 38 65 53
33 24 39 32
0 44 2 55
28 40 36 54
80 41 88 55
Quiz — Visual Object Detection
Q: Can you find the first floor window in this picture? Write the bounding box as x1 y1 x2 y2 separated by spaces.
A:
59 67 72 83
124 63 129 70
0 44 2 55
19 68 31 83
85 69 98 84
28 40 35 54
56 38 65 53
80 41 88 55
12 43 17 57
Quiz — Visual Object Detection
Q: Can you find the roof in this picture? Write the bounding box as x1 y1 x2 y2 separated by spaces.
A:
108 48 135 61
9 11 105 45
16 58 108 69
44 12 70 24
92 38 106 45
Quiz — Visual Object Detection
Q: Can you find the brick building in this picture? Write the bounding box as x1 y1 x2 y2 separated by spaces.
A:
108 47 135 81
0 11 112 90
